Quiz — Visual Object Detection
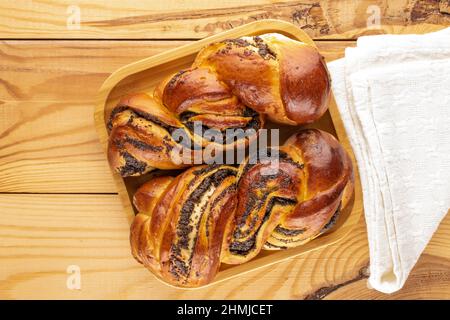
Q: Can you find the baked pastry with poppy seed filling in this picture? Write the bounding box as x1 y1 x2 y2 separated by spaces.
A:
107 33 330 177
131 165 238 287
130 129 353 287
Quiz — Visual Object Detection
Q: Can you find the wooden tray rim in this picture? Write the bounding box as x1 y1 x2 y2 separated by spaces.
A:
94 19 363 289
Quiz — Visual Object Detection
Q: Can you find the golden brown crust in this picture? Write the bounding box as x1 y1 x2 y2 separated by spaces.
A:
131 165 238 287
107 33 330 177
130 129 354 286
265 130 353 248
132 176 175 213
193 34 331 125
107 93 264 177
130 176 175 271
279 44 331 124
221 157 301 264
193 37 285 123
159 68 236 115
107 94 190 177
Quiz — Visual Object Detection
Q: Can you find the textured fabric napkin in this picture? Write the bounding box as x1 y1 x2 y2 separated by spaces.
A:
327 28 450 293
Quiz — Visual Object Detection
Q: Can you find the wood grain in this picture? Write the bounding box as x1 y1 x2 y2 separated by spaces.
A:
0 40 185 193
0 194 448 299
0 2 449 299
0 0 448 40
0 40 351 193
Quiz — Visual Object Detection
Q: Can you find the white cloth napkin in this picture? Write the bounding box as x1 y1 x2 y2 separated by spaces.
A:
327 28 450 293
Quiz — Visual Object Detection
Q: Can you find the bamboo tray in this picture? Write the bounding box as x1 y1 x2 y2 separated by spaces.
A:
94 19 362 288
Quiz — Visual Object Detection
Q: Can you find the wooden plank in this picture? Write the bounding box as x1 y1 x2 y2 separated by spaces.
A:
0 193 448 299
0 40 188 193
0 1 448 40
0 40 352 193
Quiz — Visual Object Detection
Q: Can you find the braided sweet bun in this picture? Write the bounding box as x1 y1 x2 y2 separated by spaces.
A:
191 33 331 125
130 129 353 287
131 165 238 287
222 129 354 264
107 33 330 177
107 92 264 177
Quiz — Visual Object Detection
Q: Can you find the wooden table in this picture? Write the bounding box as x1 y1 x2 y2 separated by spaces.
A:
0 0 449 300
